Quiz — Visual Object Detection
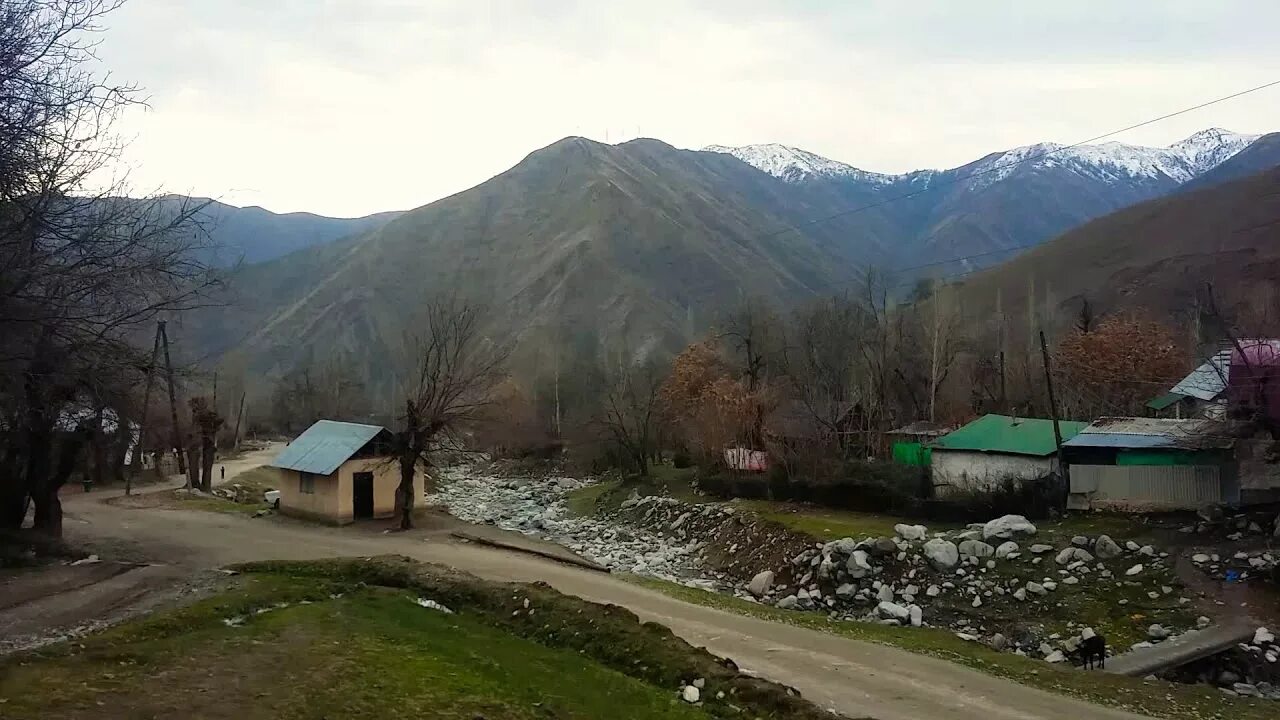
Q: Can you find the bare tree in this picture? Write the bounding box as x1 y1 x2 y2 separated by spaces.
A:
588 355 665 477
719 297 783 447
391 298 509 529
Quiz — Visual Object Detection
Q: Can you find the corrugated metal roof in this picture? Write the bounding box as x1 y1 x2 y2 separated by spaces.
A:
1170 351 1230 401
1064 417 1233 450
269 420 389 475
1145 391 1186 411
932 414 1087 457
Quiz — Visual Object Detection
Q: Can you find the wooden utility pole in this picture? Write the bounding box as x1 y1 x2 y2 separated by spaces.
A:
159 321 187 479
128 323 163 495
1038 331 1066 480
999 350 1007 414
231 391 246 451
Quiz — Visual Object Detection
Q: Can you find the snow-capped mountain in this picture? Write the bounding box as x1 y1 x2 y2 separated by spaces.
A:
704 128 1261 189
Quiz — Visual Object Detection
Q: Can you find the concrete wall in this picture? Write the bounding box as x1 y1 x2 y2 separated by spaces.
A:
279 455 420 525
932 450 1056 494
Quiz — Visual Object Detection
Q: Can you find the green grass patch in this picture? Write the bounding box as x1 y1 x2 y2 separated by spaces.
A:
566 466 702 517
729 500 956 540
0 558 848 720
626 575 1271 720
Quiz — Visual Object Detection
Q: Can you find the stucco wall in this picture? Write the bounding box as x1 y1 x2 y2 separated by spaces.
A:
932 450 1057 494
277 468 341 522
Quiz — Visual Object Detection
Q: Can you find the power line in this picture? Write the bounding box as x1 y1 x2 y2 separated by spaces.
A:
757 78 1280 242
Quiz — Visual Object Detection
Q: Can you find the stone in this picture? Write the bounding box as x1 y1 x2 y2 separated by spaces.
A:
923 539 960 570
1219 670 1241 685
776 595 799 610
877 601 911 622
955 632 978 642
1026 582 1048 596
959 539 995 559
1071 535 1090 548
872 537 899 555
1042 581 1057 591
1045 650 1066 663
747 571 775 598
1191 553 1210 563
1148 624 1171 641
991 541 1019 560
1081 627 1097 640
836 583 857 598
1197 616 1212 629
1029 544 1054 554
877 584 895 603
1233 683 1260 697
1062 576 1079 585
909 604 923 627
1255 627 1275 645
1093 535 1122 559
989 632 1007 651
1056 547 1094 565
1125 564 1144 576
1013 588 1027 601
983 515 1037 540
849 550 872 571
926 584 941 597
1138 545 1156 557
971 595 983 608
1125 540 1141 552
682 685 701 703
895 523 927 541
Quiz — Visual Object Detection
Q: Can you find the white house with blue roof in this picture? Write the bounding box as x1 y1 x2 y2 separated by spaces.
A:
268 420 417 524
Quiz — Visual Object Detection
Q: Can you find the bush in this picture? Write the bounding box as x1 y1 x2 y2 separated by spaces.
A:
924 475 1066 523
698 459 928 515
672 451 693 469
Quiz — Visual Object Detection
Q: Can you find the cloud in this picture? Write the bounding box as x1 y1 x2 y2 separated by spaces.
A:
97 0 1280 216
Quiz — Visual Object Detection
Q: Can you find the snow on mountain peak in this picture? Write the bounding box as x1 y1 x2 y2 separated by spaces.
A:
702 143 896 185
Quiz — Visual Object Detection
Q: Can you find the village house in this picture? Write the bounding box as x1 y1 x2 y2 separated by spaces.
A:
268 420 418 525
1062 417 1237 511
929 414 1087 495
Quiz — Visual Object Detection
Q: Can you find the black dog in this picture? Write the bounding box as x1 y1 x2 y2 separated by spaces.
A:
1078 633 1107 670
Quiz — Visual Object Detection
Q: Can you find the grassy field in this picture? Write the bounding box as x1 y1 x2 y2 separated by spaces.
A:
0 558 848 720
565 465 701 517
110 466 281 517
627 576 1272 720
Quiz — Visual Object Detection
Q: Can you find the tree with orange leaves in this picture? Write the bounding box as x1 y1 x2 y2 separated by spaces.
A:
1056 314 1188 417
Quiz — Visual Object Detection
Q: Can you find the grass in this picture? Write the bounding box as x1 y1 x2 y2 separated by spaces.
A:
730 500 959 540
565 465 701 517
111 466 281 517
0 557 848 720
627 575 1273 720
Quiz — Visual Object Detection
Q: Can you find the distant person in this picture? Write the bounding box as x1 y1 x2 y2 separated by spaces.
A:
220 465 225 481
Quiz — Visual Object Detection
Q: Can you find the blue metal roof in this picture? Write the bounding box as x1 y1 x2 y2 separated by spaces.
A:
1063 417 1233 451
269 420 389 475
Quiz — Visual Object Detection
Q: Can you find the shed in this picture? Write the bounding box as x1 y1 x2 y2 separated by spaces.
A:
1062 417 1237 511
930 414 1086 494
268 420 417 525
886 421 950 467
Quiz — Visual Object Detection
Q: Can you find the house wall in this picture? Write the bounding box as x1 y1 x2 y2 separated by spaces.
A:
277 468 341 523
932 450 1056 494
1068 464 1235 511
331 456 411 523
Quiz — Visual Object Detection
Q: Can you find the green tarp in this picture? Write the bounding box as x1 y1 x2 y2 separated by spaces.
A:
892 442 932 466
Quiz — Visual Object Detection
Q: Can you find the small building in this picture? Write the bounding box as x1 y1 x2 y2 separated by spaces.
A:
887 421 951 467
1147 340 1280 420
930 414 1087 494
268 420 417 525
1062 417 1237 511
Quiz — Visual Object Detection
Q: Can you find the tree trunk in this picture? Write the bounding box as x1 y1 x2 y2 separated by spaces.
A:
185 440 200 490
397 449 416 530
0 442 27 530
200 432 215 492
32 430 88 538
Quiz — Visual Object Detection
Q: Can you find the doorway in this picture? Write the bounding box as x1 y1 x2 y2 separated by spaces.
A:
353 472 374 519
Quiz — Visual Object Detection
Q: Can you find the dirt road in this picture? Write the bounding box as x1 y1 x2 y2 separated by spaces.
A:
56 463 1155 720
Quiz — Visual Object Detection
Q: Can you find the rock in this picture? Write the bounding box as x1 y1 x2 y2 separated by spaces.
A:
682 685 701 703
693 678 705 689
925 584 941 597
871 537 899 556
1081 627 1096 640
1125 540 1141 552
1197 616 1212 629
1255 627 1275 645
836 583 857 598
971 595 983 608
1026 581 1047 596
895 523 927 541
909 604 923 627
70 554 100 566
776 595 799 610
747 571 774 598
877 601 911 622
877 584 895 603
955 632 978 642
1045 650 1066 663
1013 588 1027 601
1029 544 1053 554
1042 581 1057 591
983 515 1037 540
994 541 1020 559
849 550 872 571
1062 576 1079 585
1191 553 1210 563
1219 670 1241 686
1233 683 1260 697
958 539 995 558
1071 535 1090 548
1138 545 1156 557
1148 624 1171 641
1056 547 1093 565
670 512 691 530
1125 564 1144 576
923 538 960 569
990 633 1007 651
1094 535 1122 559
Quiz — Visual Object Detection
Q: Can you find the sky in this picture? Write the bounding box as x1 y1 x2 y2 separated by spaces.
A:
98 0 1280 218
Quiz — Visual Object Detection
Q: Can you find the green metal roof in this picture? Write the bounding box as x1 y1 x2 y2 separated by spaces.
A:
269 420 390 476
931 414 1087 457
1145 391 1187 411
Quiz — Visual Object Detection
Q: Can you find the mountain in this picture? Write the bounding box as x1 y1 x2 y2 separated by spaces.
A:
168 197 402 266
189 137 900 387
949 164 1280 341
1181 132 1280 190
705 128 1263 271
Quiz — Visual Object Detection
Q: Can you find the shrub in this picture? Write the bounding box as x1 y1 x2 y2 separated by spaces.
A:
672 451 693 469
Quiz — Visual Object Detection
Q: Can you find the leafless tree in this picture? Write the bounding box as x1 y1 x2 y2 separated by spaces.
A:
782 294 873 448
390 297 509 529
586 354 665 477
719 297 783 447
0 1 219 536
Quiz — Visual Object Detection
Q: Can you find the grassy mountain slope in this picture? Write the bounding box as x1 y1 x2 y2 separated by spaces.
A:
951 165 1280 339
193 137 893 383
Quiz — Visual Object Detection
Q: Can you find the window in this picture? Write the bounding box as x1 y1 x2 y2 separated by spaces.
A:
299 472 316 494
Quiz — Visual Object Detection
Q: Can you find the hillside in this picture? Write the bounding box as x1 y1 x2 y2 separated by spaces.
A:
950 165 1280 342
1180 133 1280 190
169 197 401 266
190 137 899 386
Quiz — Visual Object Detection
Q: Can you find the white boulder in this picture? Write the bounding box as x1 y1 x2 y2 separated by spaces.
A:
747 571 775 598
923 538 960 569
983 515 1037 540
895 523 927 541
995 541 1020 559
682 685 701 703
1093 535 1122 559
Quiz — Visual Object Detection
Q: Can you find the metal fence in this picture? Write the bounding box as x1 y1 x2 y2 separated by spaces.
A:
1068 464 1237 511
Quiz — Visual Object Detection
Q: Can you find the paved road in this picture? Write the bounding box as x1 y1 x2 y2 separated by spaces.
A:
58 464 1155 720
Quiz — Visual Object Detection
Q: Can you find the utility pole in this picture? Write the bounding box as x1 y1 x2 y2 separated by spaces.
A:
1038 331 1066 482
128 323 163 495
231 391 246 451
999 350 1007 414
159 321 187 479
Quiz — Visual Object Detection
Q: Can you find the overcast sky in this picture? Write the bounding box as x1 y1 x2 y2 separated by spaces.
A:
99 0 1280 217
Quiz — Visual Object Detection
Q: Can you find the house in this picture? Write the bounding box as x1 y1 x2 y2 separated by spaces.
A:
1147 340 1280 420
930 414 1087 494
887 421 950 467
1062 417 1237 511
268 420 418 525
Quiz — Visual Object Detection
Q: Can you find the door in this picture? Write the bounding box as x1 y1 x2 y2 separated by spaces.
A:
353 472 374 519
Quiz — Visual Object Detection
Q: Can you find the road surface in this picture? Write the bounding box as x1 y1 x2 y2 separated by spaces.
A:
54 458 1155 720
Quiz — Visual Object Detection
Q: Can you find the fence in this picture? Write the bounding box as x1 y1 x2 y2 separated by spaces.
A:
1068 464 1236 511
